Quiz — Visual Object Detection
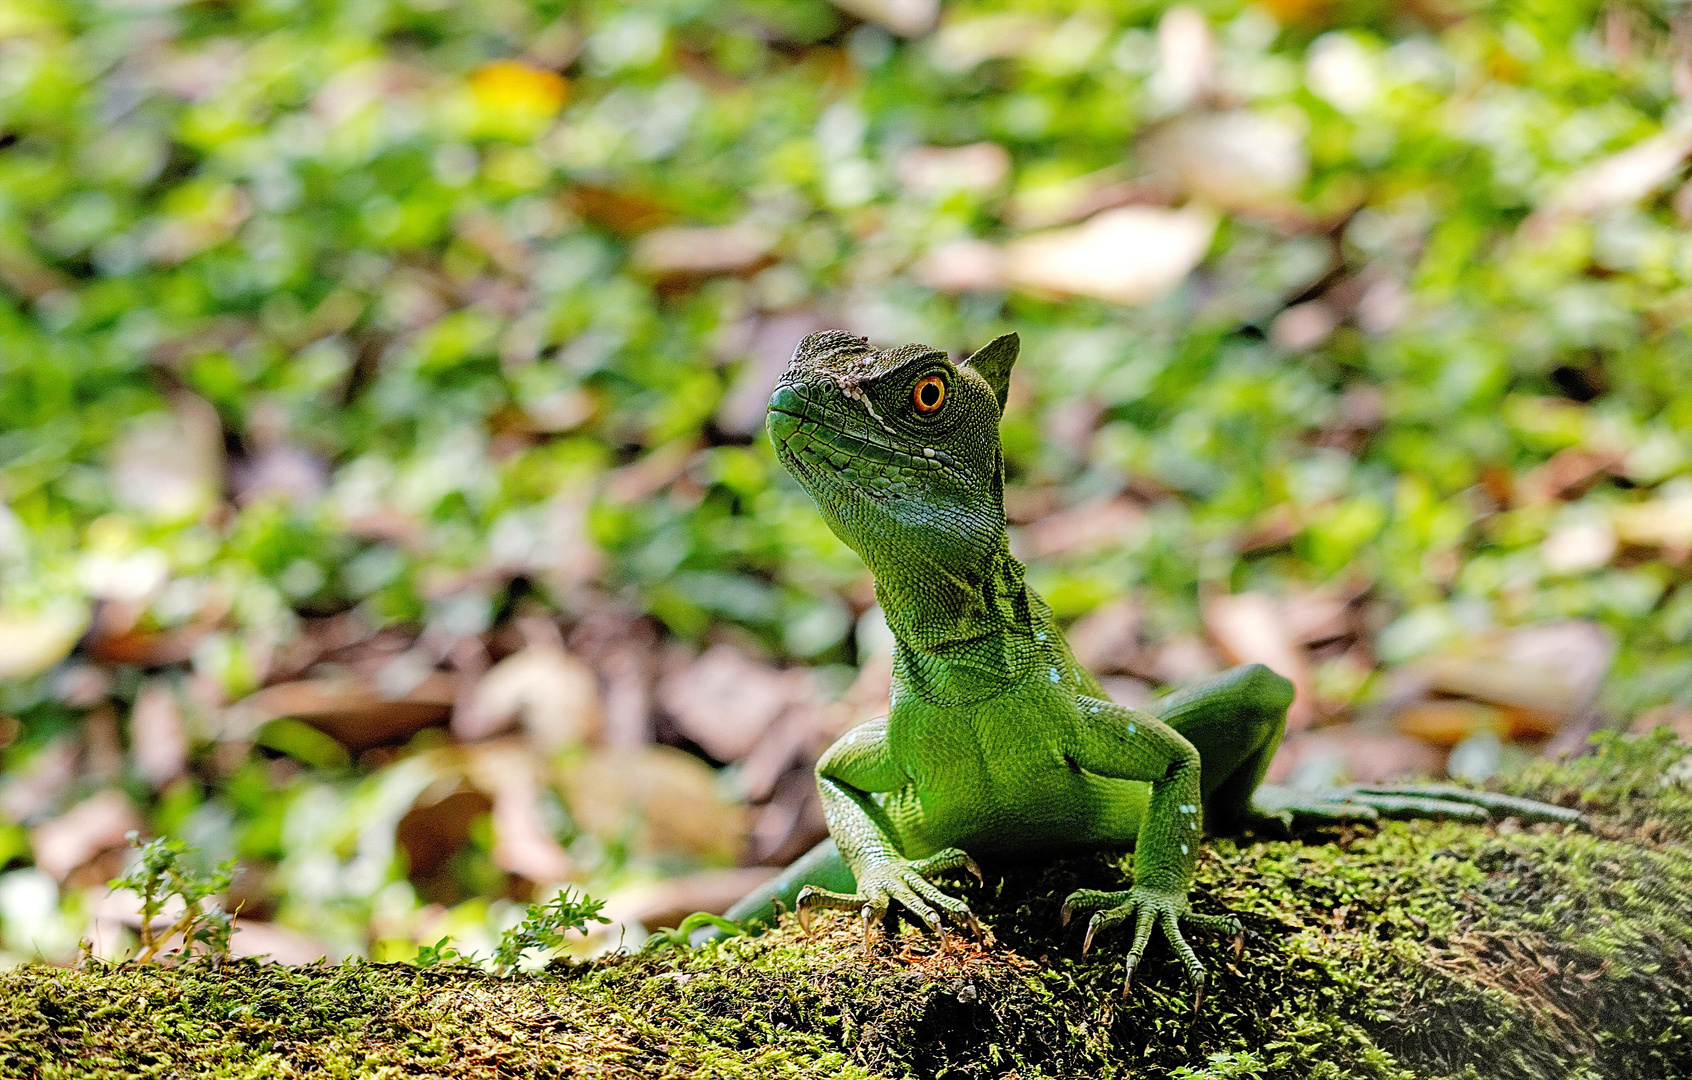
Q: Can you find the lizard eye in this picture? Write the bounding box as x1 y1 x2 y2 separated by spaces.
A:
912 374 946 415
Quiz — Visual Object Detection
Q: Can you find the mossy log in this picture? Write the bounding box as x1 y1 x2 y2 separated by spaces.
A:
4 733 1692 1080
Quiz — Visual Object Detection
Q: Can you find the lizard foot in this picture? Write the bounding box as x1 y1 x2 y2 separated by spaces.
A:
1250 782 1583 832
1061 886 1241 1010
795 849 983 954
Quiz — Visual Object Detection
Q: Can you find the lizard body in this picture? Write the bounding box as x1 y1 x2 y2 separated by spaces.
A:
731 329 1580 1001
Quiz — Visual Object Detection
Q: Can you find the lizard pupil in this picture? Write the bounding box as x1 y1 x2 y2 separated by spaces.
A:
913 375 945 414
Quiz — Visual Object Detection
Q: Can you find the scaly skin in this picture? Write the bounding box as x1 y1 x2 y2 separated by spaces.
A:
737 329 1582 1005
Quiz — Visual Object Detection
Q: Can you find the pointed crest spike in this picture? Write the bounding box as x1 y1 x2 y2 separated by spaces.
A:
961 333 1018 412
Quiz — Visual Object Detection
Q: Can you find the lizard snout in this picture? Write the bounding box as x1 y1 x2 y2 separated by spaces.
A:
767 381 806 442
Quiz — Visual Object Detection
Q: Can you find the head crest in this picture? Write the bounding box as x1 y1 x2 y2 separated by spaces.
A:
961 333 1018 411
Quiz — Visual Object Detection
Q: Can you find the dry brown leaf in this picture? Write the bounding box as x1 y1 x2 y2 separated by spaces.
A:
1392 699 1512 747
83 705 125 784
1280 586 1356 645
109 395 225 521
912 238 1004 292
832 0 937 36
1630 704 1692 743
1004 165 1163 231
30 790 141 882
1000 205 1217 306
1236 504 1303 555
716 312 831 436
564 185 671 234
1153 6 1214 110
1015 496 1147 559
0 735 79 823
559 745 745 863
0 602 88 680
1148 636 1222 686
602 439 700 504
463 742 574 884
52 664 112 708
1203 592 1315 729
226 671 457 750
129 680 188 789
87 618 215 668
732 705 823 804
229 921 335 964
929 13 1051 71
1532 123 1692 223
1147 111 1308 214
630 224 776 281
1099 675 1157 710
1409 620 1613 726
1270 300 1339 351
1066 597 1141 674
1613 484 1692 557
895 142 1010 196
395 786 494 882
1515 446 1622 505
656 644 810 763
458 644 602 751
748 769 828 866
1268 728 1444 785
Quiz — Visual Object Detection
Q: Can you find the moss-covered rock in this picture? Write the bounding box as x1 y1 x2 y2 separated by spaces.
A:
5 733 1691 1080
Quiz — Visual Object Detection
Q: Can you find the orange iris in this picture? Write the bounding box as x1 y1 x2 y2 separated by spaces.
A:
912 375 946 414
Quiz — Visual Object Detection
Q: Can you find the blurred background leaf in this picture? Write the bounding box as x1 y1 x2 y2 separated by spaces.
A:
3 0 1692 964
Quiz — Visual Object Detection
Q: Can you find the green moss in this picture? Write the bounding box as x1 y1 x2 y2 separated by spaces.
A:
5 734 1692 1079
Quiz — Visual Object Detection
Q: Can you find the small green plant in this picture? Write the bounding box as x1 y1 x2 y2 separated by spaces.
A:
412 936 477 968
107 832 240 963
642 911 746 952
491 887 610 975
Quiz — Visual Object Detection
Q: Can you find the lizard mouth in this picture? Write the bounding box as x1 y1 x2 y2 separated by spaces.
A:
768 382 954 497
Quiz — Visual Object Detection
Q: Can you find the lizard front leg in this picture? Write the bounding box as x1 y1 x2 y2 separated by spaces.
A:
795 718 982 951
1059 697 1241 1009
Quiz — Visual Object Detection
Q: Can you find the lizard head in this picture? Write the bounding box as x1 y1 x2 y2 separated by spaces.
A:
766 330 1018 574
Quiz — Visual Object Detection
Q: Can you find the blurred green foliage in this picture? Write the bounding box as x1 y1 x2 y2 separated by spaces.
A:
3 0 1692 962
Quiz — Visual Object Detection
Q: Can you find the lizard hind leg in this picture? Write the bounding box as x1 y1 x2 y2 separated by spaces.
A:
1245 781 1584 832
1334 783 1584 827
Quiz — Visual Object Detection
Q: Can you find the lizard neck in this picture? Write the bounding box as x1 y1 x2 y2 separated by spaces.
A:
871 539 1047 705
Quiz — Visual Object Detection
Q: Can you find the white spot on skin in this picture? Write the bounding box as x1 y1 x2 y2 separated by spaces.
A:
839 383 900 435
1048 667 1061 683
1036 631 1047 641
922 447 935 458
1181 843 1189 854
1127 724 1136 734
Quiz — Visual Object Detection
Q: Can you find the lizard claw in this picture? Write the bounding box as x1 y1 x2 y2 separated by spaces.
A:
1065 886 1237 1006
799 855 983 947
963 854 984 886
1121 954 1138 998
956 907 983 941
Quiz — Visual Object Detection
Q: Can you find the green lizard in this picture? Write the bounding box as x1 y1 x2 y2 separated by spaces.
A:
733 329 1580 1006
